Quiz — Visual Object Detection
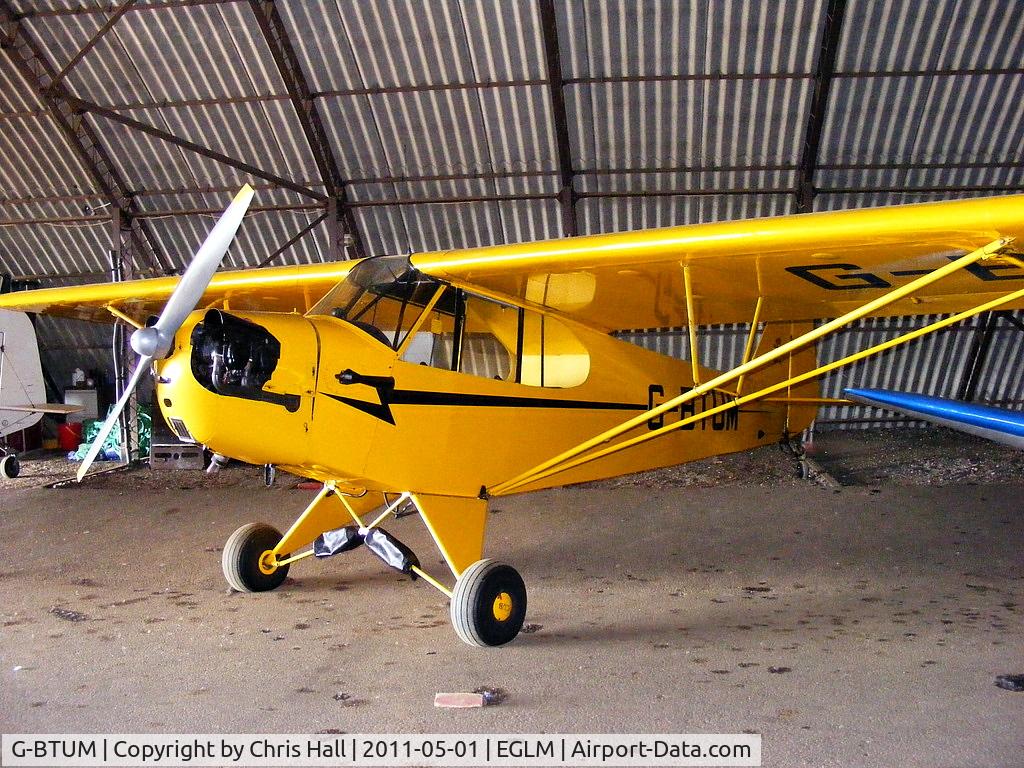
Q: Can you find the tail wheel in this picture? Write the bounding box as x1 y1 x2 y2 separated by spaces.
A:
450 559 527 647
222 523 289 592
0 454 19 479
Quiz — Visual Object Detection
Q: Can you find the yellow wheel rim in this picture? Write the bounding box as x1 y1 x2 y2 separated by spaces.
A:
258 550 278 575
492 591 513 622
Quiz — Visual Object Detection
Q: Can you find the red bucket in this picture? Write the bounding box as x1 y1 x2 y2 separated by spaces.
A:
58 422 83 452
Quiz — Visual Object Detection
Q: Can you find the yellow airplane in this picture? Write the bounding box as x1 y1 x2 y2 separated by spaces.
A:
2 187 1023 646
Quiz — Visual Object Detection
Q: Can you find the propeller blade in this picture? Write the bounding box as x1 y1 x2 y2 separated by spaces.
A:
131 184 254 359
80 186 255 482
76 355 152 482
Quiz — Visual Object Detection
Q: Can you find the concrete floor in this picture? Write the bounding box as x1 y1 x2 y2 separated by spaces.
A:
1 439 1022 767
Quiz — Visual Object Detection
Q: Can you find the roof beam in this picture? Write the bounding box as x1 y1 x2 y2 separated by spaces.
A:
12 0 230 19
46 0 136 92
247 0 365 258
8 181 1020 226
0 202 322 225
14 65 1017 115
564 68 1024 84
8 157 1022 205
0 0 168 276
100 93 290 111
257 212 327 268
66 96 324 200
796 0 847 213
538 0 576 236
0 159 1017 204
822 184 1024 194
0 181 316 206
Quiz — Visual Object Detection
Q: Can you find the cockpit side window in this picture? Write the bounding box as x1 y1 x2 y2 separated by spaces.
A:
399 289 512 380
400 289 590 387
459 294 514 380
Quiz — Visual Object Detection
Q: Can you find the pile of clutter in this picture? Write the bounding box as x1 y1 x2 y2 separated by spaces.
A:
61 408 151 464
58 369 152 465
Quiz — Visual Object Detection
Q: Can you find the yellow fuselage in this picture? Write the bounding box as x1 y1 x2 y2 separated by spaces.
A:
155 309 812 497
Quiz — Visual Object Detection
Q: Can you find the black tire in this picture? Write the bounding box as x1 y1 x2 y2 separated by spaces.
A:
450 559 527 647
1 454 19 479
222 523 289 592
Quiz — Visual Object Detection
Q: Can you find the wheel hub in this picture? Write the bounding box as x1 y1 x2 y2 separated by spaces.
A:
258 550 278 575
492 591 513 622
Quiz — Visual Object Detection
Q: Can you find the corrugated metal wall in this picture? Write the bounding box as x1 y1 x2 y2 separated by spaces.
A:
619 309 1024 429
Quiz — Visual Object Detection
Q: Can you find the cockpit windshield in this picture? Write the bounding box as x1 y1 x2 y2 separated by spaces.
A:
309 255 445 349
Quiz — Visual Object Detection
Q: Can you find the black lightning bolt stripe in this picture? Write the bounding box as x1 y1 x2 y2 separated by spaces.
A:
388 390 648 410
321 394 397 424
322 389 648 425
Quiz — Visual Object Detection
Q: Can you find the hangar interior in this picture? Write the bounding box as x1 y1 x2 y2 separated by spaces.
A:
2 2 1024 763
1 0 1023 447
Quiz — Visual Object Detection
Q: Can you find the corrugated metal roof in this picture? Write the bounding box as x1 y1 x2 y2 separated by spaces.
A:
567 78 815 173
976 318 1024 406
0 0 1022 431
577 169 799 194
578 194 794 234
837 0 1024 71
25 2 287 104
0 214 110 279
0 115 96 197
136 100 322 185
141 206 328 270
818 74 1024 173
813 190 995 211
557 0 824 77
353 196 558 255
0 54 101 198
818 0 1024 192
281 0 545 91
34 311 114 393
816 315 979 428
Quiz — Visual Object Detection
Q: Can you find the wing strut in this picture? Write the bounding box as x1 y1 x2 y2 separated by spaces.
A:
735 296 764 396
682 264 701 385
489 238 1017 496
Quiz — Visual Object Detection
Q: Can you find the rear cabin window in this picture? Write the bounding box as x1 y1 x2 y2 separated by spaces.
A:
518 311 590 388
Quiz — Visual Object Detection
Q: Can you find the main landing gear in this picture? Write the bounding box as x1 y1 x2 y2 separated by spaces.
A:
222 522 289 592
450 559 527 647
221 486 527 647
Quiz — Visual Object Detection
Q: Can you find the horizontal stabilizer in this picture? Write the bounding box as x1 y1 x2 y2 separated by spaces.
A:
844 388 1024 450
4 403 83 415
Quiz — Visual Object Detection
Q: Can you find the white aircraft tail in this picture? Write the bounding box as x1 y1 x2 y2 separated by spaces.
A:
0 309 48 440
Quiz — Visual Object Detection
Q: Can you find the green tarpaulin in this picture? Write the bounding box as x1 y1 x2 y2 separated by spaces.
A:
70 405 151 462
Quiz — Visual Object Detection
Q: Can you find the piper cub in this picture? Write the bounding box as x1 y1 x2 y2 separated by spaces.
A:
3 185 1023 646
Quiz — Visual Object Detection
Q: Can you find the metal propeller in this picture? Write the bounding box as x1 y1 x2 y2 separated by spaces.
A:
76 184 254 482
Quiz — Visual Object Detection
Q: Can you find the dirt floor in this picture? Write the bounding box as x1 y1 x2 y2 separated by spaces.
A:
1 430 1022 767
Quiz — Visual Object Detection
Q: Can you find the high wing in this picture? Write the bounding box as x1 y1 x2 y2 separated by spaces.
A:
413 194 1024 330
0 195 1022 330
0 261 355 325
